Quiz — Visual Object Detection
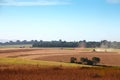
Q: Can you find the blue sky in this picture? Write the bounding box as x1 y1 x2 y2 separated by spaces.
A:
0 0 120 41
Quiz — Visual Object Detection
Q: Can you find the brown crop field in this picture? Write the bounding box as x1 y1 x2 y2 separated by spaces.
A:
0 48 120 80
0 48 120 66
0 64 120 80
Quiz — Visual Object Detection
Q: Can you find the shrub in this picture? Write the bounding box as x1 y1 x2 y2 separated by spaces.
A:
70 57 77 63
92 57 100 65
80 57 88 65
70 57 101 66
87 60 93 65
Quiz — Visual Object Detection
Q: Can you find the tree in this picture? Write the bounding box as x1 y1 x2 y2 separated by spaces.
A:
87 60 93 65
100 40 109 48
93 49 96 52
70 57 77 63
80 57 88 65
78 40 86 48
16 40 21 44
92 57 100 65
80 57 94 65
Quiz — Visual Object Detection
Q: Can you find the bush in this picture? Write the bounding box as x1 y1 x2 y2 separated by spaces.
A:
80 57 93 65
70 57 101 66
87 60 93 65
92 57 100 65
80 57 88 65
70 57 77 63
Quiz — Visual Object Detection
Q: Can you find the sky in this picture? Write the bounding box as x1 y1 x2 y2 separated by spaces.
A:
0 0 120 41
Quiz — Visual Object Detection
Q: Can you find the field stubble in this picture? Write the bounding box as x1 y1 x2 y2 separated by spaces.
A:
0 48 120 80
0 64 120 80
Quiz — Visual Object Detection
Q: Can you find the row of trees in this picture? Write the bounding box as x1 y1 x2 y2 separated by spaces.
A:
33 40 78 47
70 57 100 66
0 40 120 49
0 40 38 45
33 40 120 48
79 40 120 48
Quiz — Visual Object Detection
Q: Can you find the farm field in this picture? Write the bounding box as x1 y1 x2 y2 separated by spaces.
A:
0 48 120 80
0 64 120 80
0 57 90 67
0 48 120 66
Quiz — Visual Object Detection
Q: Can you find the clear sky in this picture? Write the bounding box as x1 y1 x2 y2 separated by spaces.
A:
0 0 120 41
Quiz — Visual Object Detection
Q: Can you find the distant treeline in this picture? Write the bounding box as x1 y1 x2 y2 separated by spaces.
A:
0 40 36 45
33 40 79 47
0 40 120 49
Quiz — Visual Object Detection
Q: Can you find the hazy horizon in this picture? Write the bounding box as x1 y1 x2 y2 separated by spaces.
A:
0 0 120 41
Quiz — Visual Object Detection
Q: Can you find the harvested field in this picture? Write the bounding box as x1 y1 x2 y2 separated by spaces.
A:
35 52 120 66
0 64 120 80
0 48 120 66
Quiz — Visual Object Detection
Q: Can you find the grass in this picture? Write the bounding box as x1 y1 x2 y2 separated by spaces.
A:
0 57 120 80
0 65 120 80
0 57 92 68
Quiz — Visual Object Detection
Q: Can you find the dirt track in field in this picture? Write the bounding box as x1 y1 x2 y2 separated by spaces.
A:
0 48 120 66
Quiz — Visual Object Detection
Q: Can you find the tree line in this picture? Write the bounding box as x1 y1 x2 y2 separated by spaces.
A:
0 40 120 49
0 40 37 45
32 40 120 48
32 40 79 47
